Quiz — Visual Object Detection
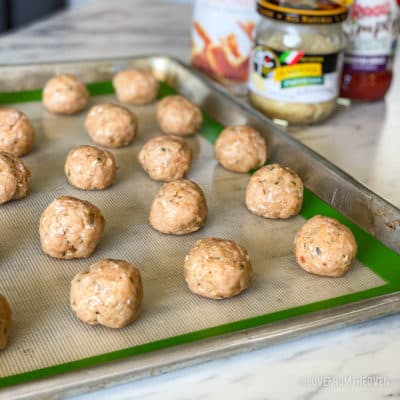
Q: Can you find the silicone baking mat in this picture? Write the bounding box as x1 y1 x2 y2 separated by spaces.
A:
0 82 399 388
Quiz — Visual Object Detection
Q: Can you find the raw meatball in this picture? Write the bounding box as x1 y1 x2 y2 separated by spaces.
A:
0 108 35 156
0 294 11 350
85 103 138 148
0 152 31 205
39 196 105 259
138 135 192 181
184 238 252 299
215 125 267 173
157 95 202 136
43 74 89 115
149 179 207 235
65 145 117 190
245 164 303 219
294 215 358 277
70 259 143 329
113 69 159 105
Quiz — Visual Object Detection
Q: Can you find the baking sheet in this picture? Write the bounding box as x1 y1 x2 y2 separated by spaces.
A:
0 93 386 378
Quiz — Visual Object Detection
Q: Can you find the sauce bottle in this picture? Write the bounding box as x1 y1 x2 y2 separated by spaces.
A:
340 0 400 101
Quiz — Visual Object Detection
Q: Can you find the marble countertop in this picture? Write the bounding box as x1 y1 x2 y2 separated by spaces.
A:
0 1 399 399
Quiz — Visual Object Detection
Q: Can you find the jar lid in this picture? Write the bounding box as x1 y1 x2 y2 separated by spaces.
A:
257 0 348 25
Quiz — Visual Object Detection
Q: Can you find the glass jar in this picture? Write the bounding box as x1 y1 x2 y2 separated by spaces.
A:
191 0 260 95
340 0 400 101
248 0 348 125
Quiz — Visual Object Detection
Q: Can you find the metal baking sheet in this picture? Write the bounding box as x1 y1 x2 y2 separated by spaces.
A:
0 56 399 400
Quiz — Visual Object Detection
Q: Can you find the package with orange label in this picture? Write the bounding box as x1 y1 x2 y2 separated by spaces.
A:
191 0 259 93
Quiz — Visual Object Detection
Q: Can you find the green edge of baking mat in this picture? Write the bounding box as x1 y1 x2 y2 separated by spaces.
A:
0 81 399 389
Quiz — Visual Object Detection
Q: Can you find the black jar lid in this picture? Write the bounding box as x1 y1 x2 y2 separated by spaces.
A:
257 0 348 25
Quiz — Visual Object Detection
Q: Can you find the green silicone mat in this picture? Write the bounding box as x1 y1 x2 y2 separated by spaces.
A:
0 81 399 390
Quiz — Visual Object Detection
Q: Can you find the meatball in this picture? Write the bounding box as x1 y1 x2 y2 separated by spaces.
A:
149 179 207 235
65 145 117 190
294 215 358 277
85 103 138 148
245 164 303 219
39 196 105 259
0 294 11 350
0 108 35 156
138 135 192 181
184 238 252 299
157 95 202 136
112 69 159 105
43 74 89 115
215 125 267 173
70 259 143 329
0 152 31 205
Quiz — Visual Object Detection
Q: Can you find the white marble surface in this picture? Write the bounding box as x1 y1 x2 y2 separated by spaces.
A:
73 314 400 400
0 1 399 399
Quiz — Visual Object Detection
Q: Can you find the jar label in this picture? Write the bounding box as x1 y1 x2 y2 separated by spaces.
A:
343 54 393 72
248 45 342 103
343 0 399 73
191 0 260 83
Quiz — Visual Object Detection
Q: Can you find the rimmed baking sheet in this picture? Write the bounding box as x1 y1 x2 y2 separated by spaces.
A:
0 69 399 392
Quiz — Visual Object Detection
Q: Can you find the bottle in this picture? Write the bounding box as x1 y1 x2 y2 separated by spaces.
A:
248 0 347 125
191 0 259 94
340 0 400 101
